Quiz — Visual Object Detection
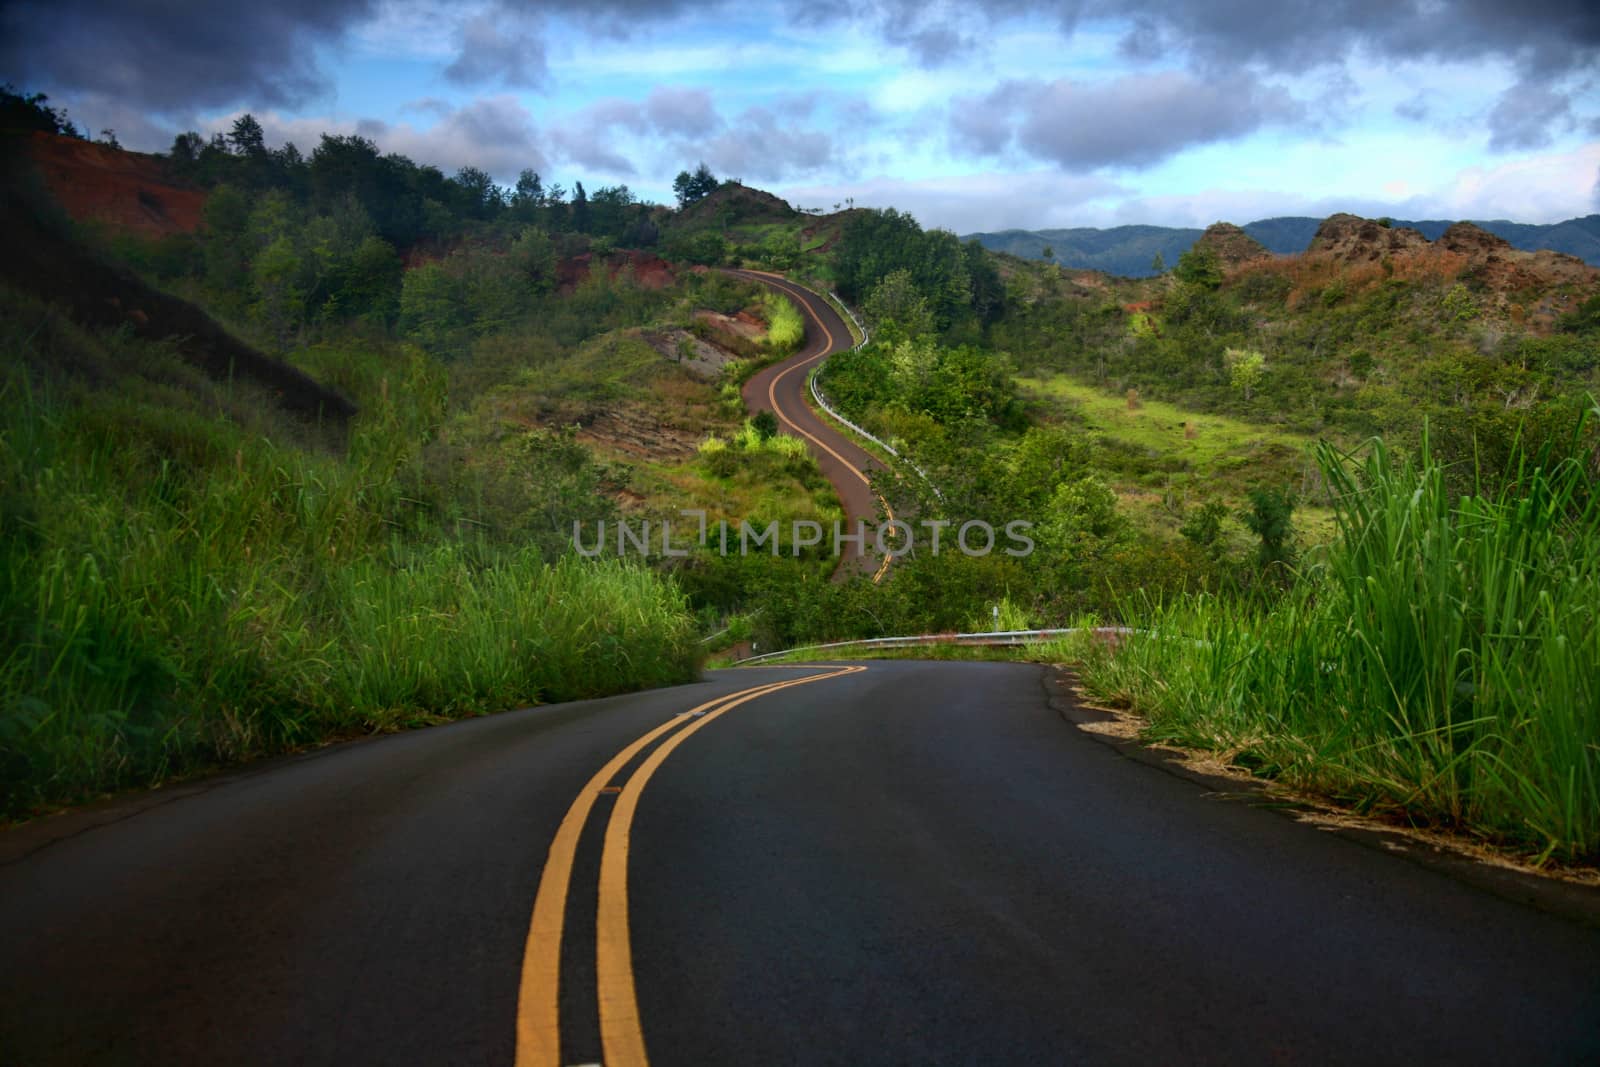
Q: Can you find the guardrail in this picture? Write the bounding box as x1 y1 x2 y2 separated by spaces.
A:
735 627 1133 665
827 291 869 351
809 293 945 502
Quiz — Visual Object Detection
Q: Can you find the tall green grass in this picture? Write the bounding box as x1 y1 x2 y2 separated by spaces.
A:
0 297 699 818
1066 429 1600 863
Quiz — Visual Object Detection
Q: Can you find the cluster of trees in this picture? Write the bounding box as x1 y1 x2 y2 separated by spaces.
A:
833 208 1003 337
672 163 720 208
196 184 403 342
0 82 130 146
76 112 724 350
1 84 82 138
165 115 657 252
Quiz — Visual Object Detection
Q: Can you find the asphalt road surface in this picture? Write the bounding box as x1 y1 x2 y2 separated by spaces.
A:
733 271 893 580
3 661 1598 1066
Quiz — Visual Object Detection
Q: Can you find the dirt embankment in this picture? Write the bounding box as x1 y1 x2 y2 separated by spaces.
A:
1 186 355 426
24 131 205 236
557 250 677 294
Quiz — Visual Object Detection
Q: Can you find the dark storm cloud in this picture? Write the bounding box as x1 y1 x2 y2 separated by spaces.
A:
703 108 833 182
644 88 722 139
0 0 377 112
1486 79 1577 151
0 0 712 116
954 70 1303 170
1094 0 1599 76
860 0 1600 74
443 11 548 89
886 0 1600 149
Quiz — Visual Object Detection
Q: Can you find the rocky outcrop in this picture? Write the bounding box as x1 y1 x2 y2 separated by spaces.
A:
1308 213 1430 261
1194 222 1273 268
1437 221 1513 257
1293 212 1599 326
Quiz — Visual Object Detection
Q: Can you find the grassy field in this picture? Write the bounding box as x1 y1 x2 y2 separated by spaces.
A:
1018 370 1339 549
1018 372 1318 476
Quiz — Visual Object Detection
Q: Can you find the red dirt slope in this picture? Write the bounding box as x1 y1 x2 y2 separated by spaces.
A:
24 131 205 236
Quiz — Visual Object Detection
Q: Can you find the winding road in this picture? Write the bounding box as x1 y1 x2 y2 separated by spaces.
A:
733 271 894 581
2 661 1598 1065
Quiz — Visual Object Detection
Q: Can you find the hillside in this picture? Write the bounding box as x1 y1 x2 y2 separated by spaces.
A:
21 130 205 236
8 106 1600 862
966 214 1600 278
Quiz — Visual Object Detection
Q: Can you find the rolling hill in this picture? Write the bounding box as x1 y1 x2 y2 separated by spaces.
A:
965 214 1600 278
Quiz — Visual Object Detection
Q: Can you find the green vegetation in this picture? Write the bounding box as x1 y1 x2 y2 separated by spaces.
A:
1063 430 1600 863
6 88 1599 862
762 291 805 353
0 288 698 817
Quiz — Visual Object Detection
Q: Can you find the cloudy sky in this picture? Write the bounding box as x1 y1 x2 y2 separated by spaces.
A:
4 0 1598 233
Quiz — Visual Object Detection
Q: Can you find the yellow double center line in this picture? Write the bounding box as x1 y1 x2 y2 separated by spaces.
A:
515 665 866 1067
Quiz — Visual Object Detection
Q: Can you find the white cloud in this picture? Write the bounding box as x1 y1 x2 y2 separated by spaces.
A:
206 96 546 180
1418 143 1600 221
778 170 1130 233
1103 143 1600 227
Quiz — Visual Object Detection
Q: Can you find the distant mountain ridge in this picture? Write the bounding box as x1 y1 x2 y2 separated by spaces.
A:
963 215 1600 278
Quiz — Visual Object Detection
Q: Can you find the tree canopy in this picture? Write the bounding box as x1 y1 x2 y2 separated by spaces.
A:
672 163 720 208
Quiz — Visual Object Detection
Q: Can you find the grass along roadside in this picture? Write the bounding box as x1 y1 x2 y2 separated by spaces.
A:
1036 430 1600 867
0 291 701 821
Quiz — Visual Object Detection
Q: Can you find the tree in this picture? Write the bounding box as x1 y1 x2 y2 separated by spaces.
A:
1179 499 1229 554
0 84 82 137
1242 488 1296 573
752 410 779 441
251 236 306 346
169 131 204 163
513 169 545 209
510 227 557 293
663 230 727 266
672 162 719 208
1174 244 1223 289
864 269 934 343
589 185 639 239
336 236 402 323
453 165 502 220
760 228 800 270
963 240 1004 325
228 114 267 158
1224 346 1266 401
200 184 252 300
570 181 590 233
400 262 465 355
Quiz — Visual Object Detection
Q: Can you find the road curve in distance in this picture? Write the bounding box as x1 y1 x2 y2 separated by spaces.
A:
732 269 893 581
